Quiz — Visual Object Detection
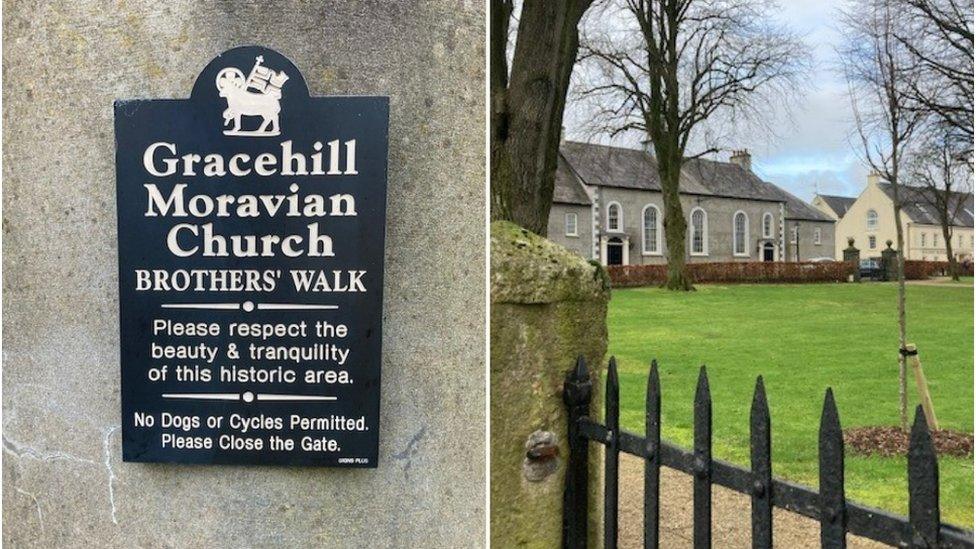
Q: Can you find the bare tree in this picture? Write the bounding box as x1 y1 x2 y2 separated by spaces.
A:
575 0 807 290
895 0 974 154
907 132 974 280
839 0 928 431
491 0 595 236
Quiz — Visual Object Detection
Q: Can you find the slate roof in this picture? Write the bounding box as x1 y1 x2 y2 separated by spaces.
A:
877 183 974 227
768 187 835 222
682 158 789 202
553 154 593 205
557 141 833 222
559 141 712 194
816 194 856 217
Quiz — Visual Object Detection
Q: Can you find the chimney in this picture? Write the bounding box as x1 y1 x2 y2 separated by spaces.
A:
730 149 752 172
866 170 882 186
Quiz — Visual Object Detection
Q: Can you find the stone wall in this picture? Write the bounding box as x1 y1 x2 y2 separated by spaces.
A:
591 186 785 264
2 2 485 547
548 202 594 260
490 221 609 548
785 219 836 261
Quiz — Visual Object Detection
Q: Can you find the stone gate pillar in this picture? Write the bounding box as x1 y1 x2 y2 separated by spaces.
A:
843 238 861 281
490 221 609 547
882 240 898 281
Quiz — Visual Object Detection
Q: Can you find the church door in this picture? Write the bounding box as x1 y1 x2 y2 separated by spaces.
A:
607 238 624 266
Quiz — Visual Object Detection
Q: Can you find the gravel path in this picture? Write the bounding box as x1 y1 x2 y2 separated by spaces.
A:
617 453 889 548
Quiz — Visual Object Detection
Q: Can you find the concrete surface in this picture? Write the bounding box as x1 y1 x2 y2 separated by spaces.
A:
2 1 485 547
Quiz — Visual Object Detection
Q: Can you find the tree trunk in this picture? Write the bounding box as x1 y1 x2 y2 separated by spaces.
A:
941 225 959 280
660 159 692 290
893 203 909 432
490 0 591 236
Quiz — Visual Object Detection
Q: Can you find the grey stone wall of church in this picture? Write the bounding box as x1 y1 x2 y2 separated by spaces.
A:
2 2 485 548
786 220 837 261
548 203 594 259
594 187 784 264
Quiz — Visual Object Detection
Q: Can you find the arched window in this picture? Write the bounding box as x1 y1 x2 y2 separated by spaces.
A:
642 205 661 254
690 207 707 255
866 209 878 230
762 212 773 238
733 211 748 256
607 202 622 231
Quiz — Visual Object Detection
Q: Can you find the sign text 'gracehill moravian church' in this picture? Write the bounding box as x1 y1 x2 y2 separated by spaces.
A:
115 46 388 466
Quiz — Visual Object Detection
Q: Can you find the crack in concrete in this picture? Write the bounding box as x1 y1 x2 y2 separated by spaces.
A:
2 435 96 465
15 487 43 532
3 428 125 529
102 425 121 525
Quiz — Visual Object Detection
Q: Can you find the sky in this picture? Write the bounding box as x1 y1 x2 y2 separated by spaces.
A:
562 0 871 202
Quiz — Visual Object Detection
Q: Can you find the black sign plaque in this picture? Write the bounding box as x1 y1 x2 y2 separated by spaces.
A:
115 46 388 466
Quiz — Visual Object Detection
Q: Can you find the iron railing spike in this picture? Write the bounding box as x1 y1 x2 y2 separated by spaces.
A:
574 354 588 380
908 403 940 547
751 370 773 548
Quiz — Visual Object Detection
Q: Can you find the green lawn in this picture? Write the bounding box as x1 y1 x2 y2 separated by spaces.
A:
607 282 974 527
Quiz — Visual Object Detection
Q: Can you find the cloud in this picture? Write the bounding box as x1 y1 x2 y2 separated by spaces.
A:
564 0 872 203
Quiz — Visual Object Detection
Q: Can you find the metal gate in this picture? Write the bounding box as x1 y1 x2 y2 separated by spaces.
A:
561 356 975 548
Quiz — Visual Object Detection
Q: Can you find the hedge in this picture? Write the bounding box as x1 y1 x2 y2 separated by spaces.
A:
608 261 857 287
608 260 973 287
903 260 974 279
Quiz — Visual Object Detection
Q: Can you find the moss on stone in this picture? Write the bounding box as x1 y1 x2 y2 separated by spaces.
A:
491 221 610 305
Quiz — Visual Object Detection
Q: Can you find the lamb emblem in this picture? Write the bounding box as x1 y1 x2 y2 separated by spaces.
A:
215 56 289 137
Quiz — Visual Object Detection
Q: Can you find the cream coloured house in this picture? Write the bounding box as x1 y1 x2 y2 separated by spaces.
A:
813 174 974 261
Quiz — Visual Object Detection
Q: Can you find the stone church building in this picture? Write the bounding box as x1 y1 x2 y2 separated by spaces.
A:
548 141 836 265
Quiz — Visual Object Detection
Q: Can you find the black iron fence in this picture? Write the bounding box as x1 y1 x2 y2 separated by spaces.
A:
562 356 975 548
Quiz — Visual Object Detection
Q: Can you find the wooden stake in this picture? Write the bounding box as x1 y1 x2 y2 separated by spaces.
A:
905 344 939 431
